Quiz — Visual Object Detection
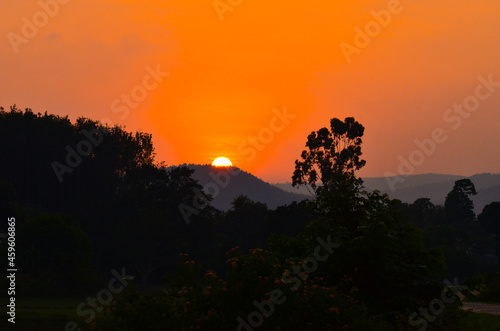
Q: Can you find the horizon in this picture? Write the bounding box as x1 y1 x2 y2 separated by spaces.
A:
179 163 500 183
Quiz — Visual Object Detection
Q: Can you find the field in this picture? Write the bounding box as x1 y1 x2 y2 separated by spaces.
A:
2 297 500 330
1 297 91 331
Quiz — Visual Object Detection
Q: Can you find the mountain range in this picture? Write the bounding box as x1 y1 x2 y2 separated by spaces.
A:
183 164 500 213
184 164 310 210
275 173 500 213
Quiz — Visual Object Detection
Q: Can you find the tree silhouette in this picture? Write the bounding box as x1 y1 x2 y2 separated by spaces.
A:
0 106 218 286
223 195 268 251
478 202 500 258
0 105 157 218
292 117 365 197
479 202 500 234
408 197 444 226
17 214 93 294
288 117 446 321
90 115 453 330
445 179 477 223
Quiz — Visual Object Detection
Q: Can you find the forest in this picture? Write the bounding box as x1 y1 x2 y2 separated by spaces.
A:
1 105 500 330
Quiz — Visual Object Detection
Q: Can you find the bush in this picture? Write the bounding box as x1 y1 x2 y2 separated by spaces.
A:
96 252 387 330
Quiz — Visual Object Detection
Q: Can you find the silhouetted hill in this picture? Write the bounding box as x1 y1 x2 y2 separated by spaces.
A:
179 164 310 210
274 173 500 213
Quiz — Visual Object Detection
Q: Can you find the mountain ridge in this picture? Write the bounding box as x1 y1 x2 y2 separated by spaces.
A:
178 164 310 210
274 172 500 213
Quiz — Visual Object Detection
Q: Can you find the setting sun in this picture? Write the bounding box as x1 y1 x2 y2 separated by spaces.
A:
212 157 232 167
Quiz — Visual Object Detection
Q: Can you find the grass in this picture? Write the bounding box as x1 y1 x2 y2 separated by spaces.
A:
0 297 94 331
454 312 500 330
1 297 500 330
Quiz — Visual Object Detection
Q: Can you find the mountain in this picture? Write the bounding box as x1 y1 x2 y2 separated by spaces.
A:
181 164 310 210
274 173 500 213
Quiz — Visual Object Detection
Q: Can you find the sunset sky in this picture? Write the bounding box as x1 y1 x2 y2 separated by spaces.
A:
1 0 499 182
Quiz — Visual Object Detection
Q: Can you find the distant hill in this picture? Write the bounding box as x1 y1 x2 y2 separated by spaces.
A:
274 173 500 213
179 164 310 210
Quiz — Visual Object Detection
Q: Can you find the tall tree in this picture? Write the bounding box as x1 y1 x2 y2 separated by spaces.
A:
292 117 365 197
445 179 477 223
287 117 445 322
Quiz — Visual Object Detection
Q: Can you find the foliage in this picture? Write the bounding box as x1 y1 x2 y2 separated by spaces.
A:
96 252 384 331
478 202 500 260
479 202 500 236
445 179 478 223
289 116 452 325
2 109 488 330
292 117 366 196
397 196 497 280
0 106 216 286
464 271 500 304
16 214 98 295
301 191 446 318
222 195 269 251
0 106 156 219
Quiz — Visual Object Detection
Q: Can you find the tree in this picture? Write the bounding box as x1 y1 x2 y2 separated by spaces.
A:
17 214 94 295
0 179 16 217
478 202 500 235
289 117 446 322
0 106 157 220
0 106 224 286
478 202 500 258
109 165 210 286
223 196 269 251
292 117 366 197
445 179 477 223
403 198 445 227
267 200 309 237
97 116 452 330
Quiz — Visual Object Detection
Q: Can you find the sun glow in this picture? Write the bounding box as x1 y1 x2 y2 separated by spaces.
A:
212 157 232 167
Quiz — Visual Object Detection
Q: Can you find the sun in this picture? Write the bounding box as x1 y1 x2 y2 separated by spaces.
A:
212 157 232 167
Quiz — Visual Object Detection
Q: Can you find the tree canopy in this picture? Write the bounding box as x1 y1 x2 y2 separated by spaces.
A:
292 117 366 196
445 179 478 223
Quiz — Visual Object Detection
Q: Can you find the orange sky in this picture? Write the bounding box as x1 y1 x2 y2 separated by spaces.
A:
1 0 500 182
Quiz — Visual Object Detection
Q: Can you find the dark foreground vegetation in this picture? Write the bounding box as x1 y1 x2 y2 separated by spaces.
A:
1 106 499 330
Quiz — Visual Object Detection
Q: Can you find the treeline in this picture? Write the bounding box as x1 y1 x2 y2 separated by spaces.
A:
0 106 308 294
1 108 499 329
395 179 499 280
92 116 480 330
